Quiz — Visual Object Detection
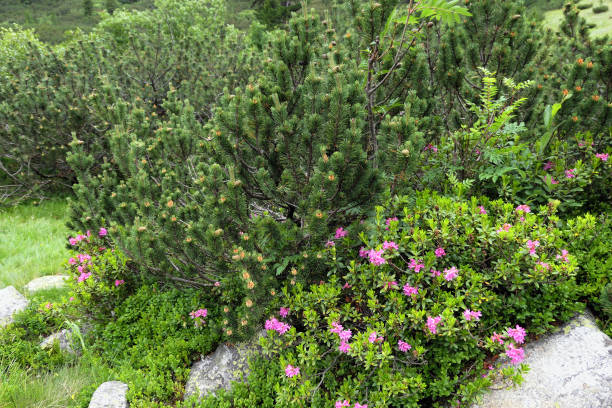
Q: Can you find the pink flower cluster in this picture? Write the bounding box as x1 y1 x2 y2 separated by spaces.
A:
526 240 540 255
403 284 418 297
565 168 576 179
497 223 512 233
368 331 383 344
515 205 531 213
462 309 482 321
335 227 348 239
330 321 352 353
265 317 291 335
427 316 442 334
434 247 446 257
443 266 459 281
385 217 398 230
409 258 425 272
424 143 438 153
506 325 526 344
556 249 570 263
69 233 89 246
77 272 91 282
360 241 400 266
284 364 300 378
478 205 487 215
382 241 398 251
543 161 553 171
190 308 208 319
595 153 608 161
490 325 526 365
279 307 290 318
398 340 411 352
506 343 525 365
114 279 125 287
335 401 368 408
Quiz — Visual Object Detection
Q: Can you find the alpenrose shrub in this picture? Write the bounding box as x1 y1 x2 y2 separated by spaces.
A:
247 192 583 407
65 227 138 320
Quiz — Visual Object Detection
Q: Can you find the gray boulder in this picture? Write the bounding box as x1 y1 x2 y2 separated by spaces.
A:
89 381 129 408
474 312 612 408
184 330 265 400
0 286 28 327
24 275 69 293
40 329 75 354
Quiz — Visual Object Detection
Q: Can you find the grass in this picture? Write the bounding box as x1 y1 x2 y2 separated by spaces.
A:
0 356 113 408
0 199 71 291
543 0 612 38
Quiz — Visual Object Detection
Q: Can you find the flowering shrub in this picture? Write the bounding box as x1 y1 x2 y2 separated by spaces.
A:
66 227 137 320
249 192 583 407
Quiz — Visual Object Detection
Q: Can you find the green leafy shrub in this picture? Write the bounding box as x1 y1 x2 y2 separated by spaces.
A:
563 212 612 333
66 228 138 321
577 3 593 9
196 191 584 407
93 285 223 404
592 5 609 13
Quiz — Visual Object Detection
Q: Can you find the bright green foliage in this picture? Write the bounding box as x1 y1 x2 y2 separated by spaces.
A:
93 285 223 404
200 192 583 407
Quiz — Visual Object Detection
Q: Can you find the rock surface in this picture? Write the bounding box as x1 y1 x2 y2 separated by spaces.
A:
89 381 129 408
474 312 612 408
184 331 264 400
40 329 75 353
0 286 28 327
24 275 69 293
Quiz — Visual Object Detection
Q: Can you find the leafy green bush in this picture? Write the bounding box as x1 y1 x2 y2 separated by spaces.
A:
93 285 223 404
196 191 584 407
592 5 609 13
65 227 138 321
577 3 593 9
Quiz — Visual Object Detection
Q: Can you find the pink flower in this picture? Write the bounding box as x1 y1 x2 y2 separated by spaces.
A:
385 217 398 230
279 307 290 318
359 247 369 258
342 282 352 289
478 205 487 215
382 241 398 251
335 400 350 408
383 281 398 290
526 240 540 255
285 364 300 378
77 253 91 263
338 341 351 353
330 321 343 335
491 332 505 345
497 223 512 233
354 404 368 408
69 237 78 246
335 227 348 239
265 318 291 335
506 325 526 344
368 249 386 266
368 331 383 344
462 309 482 321
545 175 559 185
556 249 570 263
426 316 442 334
434 247 446 257
44 302 52 310
114 279 125 287
403 284 418 297
565 168 576 179
398 340 411 352
595 153 609 161
444 266 459 281
214 281 220 287
339 329 352 342
69 297 75 302
190 309 208 319
68 258 77 265
99 227 108 237
77 272 91 282
536 261 550 271
505 343 525 365
543 161 553 171
326 240 335 248
515 205 531 213
431 268 441 277
408 258 425 272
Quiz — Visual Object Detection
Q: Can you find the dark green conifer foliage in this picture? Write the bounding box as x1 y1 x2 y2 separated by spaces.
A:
83 0 93 16
253 0 301 28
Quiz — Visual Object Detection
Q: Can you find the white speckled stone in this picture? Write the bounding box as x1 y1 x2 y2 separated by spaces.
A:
89 381 128 408
40 329 75 353
473 312 612 408
184 330 265 400
0 286 28 327
24 275 69 292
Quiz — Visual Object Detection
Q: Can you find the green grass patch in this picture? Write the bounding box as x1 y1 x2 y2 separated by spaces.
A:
0 355 113 408
0 199 70 291
543 0 612 38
